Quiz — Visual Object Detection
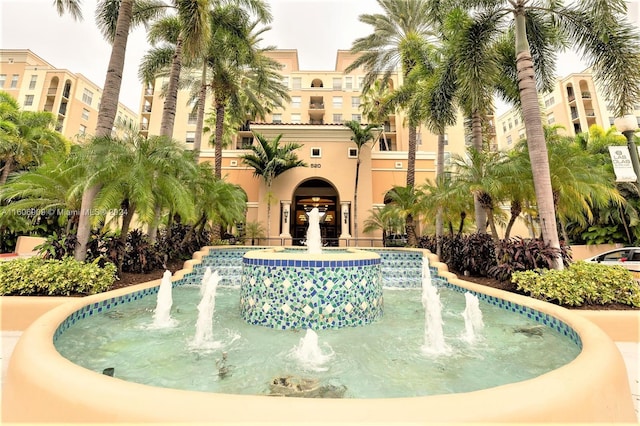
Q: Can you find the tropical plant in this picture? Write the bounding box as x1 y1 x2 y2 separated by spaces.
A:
239 132 306 238
347 0 436 190
343 120 377 239
0 92 69 184
363 205 404 245
384 185 424 246
455 0 640 269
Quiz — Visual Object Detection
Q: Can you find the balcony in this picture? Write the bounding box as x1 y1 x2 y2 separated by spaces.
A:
309 103 325 110
581 91 591 99
585 109 596 117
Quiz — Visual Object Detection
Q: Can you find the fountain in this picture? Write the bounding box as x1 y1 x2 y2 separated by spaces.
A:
420 259 449 355
289 329 334 371
191 269 221 348
6 209 636 423
152 270 176 328
461 292 484 343
240 207 382 329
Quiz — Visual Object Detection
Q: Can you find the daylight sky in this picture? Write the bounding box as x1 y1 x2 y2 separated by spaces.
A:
2 0 638 112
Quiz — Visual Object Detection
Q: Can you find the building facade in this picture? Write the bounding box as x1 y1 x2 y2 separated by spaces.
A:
0 49 137 143
140 50 481 244
497 68 640 151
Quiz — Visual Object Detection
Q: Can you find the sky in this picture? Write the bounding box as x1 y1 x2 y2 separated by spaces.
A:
1 0 639 112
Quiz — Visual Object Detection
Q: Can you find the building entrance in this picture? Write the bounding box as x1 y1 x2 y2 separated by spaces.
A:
291 179 339 246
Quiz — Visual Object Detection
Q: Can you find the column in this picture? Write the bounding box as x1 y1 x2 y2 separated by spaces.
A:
340 201 351 239
280 200 292 238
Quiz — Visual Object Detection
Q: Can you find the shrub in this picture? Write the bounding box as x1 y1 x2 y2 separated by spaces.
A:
512 261 640 307
489 237 571 282
0 257 117 296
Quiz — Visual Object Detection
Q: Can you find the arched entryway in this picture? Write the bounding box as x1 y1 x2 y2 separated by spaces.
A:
289 178 341 246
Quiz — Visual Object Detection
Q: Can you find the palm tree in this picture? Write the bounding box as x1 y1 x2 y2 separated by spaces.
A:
0 92 69 184
347 0 435 189
363 204 404 245
384 185 424 246
450 147 510 240
461 0 640 268
239 132 306 239
343 120 376 240
359 79 393 150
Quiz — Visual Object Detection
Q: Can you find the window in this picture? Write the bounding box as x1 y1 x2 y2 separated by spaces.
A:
24 95 34 106
310 147 321 158
187 111 197 125
82 88 93 106
351 96 360 108
10 74 19 88
508 121 513 129
332 77 342 90
348 147 358 158
544 96 555 108
332 96 343 108
272 113 282 123
292 77 302 89
519 130 526 140
0 74 5 88
79 124 87 136
443 133 448 145
547 113 555 124
81 108 90 120
332 113 343 123
29 75 37 90
345 76 353 90
291 96 301 108
416 133 422 145
514 118 519 125
291 113 301 124
282 76 289 88
506 135 513 145
357 76 364 89
351 114 361 122
186 131 195 144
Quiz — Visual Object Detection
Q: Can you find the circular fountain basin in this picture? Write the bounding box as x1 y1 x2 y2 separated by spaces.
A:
241 248 381 329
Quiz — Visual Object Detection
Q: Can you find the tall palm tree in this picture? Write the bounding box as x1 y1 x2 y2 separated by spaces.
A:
461 0 640 268
343 120 377 240
347 0 435 189
239 132 306 238
203 6 287 178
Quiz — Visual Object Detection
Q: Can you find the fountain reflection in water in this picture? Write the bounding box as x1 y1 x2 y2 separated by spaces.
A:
290 329 334 372
420 259 450 355
461 293 484 343
151 270 176 328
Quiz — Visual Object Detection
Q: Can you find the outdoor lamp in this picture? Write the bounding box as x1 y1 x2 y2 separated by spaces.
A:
343 211 348 224
614 114 640 192
283 209 288 224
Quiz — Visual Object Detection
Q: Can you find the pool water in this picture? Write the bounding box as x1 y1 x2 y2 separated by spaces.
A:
55 285 580 398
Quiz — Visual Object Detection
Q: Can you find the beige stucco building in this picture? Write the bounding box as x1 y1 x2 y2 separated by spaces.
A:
140 50 480 244
0 49 137 143
496 68 640 150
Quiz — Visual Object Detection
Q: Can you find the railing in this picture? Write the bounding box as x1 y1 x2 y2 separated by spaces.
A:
585 109 596 117
237 237 387 248
581 92 591 99
309 103 325 109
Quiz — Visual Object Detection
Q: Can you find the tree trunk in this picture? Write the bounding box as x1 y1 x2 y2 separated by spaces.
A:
406 123 417 188
471 110 487 233
353 156 360 240
214 100 225 179
406 213 417 247
0 156 14 184
74 184 101 261
77 0 132 261
435 133 446 257
514 11 563 269
119 200 135 245
159 36 183 138
147 204 162 243
95 0 132 138
504 199 522 240
192 62 208 159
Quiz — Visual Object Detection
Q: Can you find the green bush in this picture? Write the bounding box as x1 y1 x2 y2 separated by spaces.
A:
0 257 117 296
512 261 640 307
